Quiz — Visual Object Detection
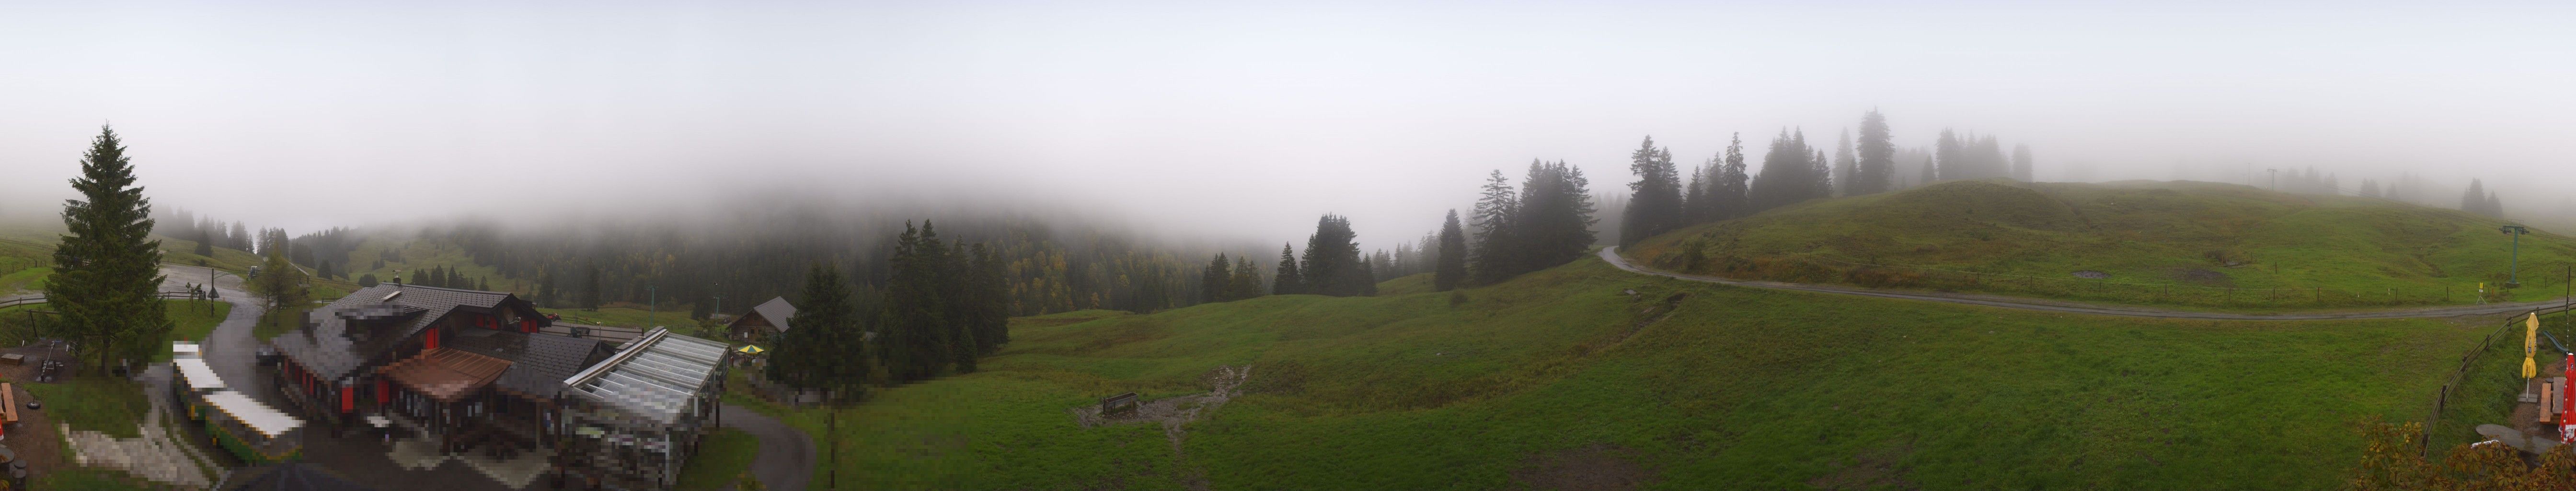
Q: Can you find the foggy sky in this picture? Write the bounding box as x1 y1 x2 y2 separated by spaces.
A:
4 1 2572 248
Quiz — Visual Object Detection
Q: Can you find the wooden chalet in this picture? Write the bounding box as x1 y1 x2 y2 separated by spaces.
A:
723 297 795 343
268 282 611 455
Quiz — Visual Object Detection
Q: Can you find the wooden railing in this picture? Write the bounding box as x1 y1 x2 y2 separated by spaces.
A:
0 292 200 311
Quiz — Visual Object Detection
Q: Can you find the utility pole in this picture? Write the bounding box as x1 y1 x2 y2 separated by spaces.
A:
2266 168 2278 191
646 285 656 327
2503 225 2530 287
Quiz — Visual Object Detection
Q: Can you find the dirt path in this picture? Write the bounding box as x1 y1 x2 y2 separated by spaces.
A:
1599 247 2564 321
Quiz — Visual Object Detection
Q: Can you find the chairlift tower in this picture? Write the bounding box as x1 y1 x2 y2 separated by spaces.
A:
2503 224 2530 287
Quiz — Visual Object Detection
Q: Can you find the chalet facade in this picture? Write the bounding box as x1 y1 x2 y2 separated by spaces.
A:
266 282 734 490
269 283 582 450
723 296 796 343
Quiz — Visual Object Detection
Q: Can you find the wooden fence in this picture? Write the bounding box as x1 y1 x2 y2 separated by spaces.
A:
2421 303 2576 456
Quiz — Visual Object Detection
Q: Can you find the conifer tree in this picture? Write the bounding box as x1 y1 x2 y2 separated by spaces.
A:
2462 179 2488 215
1714 133 1749 219
1299 214 1370 296
1934 129 1962 180
1201 253 1232 303
1919 155 1937 186
972 243 1011 351
581 264 602 310
1811 148 1834 200
1272 243 1303 295
1750 129 1825 212
1853 109 1894 195
1470 170 1520 284
2011 143 2034 181
881 221 951 382
47 125 173 373
1619 138 1683 246
1227 256 1262 300
1434 210 1467 292
770 262 869 400
1518 161 1598 270
1833 129 1856 197
358 274 380 288
941 240 978 374
317 261 335 281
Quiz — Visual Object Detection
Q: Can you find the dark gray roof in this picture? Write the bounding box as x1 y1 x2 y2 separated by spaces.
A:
269 284 518 382
748 296 796 332
494 333 611 397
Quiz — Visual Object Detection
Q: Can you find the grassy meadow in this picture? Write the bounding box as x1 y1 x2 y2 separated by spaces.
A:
732 256 2483 490
1626 179 2576 310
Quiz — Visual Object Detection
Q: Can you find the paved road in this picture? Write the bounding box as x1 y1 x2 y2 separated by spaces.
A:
161 265 273 402
1598 247 2567 320
721 403 816 491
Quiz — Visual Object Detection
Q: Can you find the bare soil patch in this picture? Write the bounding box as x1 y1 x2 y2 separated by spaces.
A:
2070 270 2110 279
1508 443 1653 491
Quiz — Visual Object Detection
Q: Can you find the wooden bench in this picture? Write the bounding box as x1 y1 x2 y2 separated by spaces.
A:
0 354 23 366
2549 379 2565 425
0 383 18 433
1101 392 1140 415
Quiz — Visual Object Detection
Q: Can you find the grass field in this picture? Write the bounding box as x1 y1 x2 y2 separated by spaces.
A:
673 428 760 491
733 256 2482 490
346 237 529 294
158 299 231 362
25 376 150 439
1626 179 2576 310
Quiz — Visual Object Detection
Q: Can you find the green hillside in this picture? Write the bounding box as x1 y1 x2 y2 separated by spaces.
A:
732 255 2480 490
1625 179 2576 309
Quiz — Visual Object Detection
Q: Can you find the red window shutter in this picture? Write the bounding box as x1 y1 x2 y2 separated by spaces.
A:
342 386 355 412
426 328 440 350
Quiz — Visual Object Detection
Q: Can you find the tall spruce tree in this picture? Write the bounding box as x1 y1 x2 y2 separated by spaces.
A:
2011 143 2034 181
1434 210 1468 292
1201 253 1232 303
974 242 1011 351
881 221 951 382
1934 129 1962 180
1619 139 1683 246
1518 160 1598 271
1227 256 1262 300
2462 179 2488 215
1299 214 1371 296
770 262 869 400
48 125 173 374
1469 170 1520 284
941 241 978 374
1272 243 1303 295
1749 129 1826 212
1853 109 1894 195
1811 148 1834 200
1833 129 1856 197
1714 133 1749 220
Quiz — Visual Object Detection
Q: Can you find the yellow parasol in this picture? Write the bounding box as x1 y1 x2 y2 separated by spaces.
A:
2525 312 2541 378
736 344 767 355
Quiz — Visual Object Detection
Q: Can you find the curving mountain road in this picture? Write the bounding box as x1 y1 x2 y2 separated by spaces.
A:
1598 247 2564 320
